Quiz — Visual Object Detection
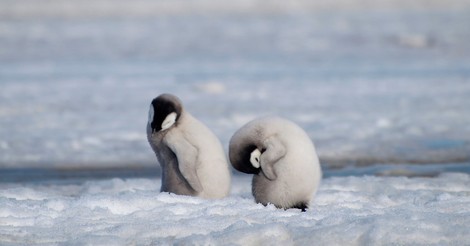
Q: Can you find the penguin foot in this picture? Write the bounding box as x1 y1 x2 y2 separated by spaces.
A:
292 202 308 212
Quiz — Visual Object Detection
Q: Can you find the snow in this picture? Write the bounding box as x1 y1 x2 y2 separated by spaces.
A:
1 3 470 168
1 0 470 244
1 174 469 244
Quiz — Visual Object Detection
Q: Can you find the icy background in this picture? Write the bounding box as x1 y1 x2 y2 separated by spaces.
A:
1 0 470 244
1 0 469 170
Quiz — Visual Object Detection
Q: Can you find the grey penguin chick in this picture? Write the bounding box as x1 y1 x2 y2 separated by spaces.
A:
147 93 231 199
229 116 322 211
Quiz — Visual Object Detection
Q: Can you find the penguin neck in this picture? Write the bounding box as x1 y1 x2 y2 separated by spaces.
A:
177 110 189 122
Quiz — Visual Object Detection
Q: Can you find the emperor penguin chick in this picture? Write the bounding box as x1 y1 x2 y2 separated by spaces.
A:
147 93 231 199
229 116 322 211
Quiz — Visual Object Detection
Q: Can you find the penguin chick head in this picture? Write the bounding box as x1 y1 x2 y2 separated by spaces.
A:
230 144 265 175
148 94 183 133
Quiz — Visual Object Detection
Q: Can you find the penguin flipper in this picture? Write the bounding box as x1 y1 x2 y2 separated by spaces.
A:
260 136 286 180
165 135 203 193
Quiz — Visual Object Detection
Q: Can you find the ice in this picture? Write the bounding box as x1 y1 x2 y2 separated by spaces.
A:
195 82 227 95
1 174 469 244
0 0 470 243
1 0 469 168
3 78 469 169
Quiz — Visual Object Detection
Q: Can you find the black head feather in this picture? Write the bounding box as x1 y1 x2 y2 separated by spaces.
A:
149 94 183 132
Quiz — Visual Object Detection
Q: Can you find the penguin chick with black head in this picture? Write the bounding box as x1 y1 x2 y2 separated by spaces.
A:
229 116 322 211
147 93 231 199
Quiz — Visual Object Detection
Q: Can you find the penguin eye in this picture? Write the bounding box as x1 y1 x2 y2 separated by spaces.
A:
148 104 155 125
161 112 177 131
250 149 262 168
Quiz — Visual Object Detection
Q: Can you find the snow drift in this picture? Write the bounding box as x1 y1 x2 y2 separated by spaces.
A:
1 174 469 244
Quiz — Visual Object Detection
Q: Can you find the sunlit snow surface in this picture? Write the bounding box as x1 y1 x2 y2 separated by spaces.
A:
1 174 469 245
1 0 470 244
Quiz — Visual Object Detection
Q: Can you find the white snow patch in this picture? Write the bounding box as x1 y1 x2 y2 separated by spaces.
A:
376 118 392 128
0 174 469 244
195 82 227 95
0 141 9 150
397 34 430 48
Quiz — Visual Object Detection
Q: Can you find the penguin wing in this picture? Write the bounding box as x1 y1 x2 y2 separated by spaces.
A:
260 136 286 180
165 134 203 193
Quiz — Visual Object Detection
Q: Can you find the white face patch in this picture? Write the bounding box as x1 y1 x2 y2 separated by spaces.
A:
250 149 261 168
148 104 155 125
161 112 177 131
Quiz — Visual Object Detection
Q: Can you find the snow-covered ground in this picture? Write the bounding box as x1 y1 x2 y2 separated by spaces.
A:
1 174 469 245
1 0 470 244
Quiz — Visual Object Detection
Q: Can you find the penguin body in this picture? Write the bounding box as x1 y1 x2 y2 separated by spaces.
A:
229 116 322 211
147 94 231 199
